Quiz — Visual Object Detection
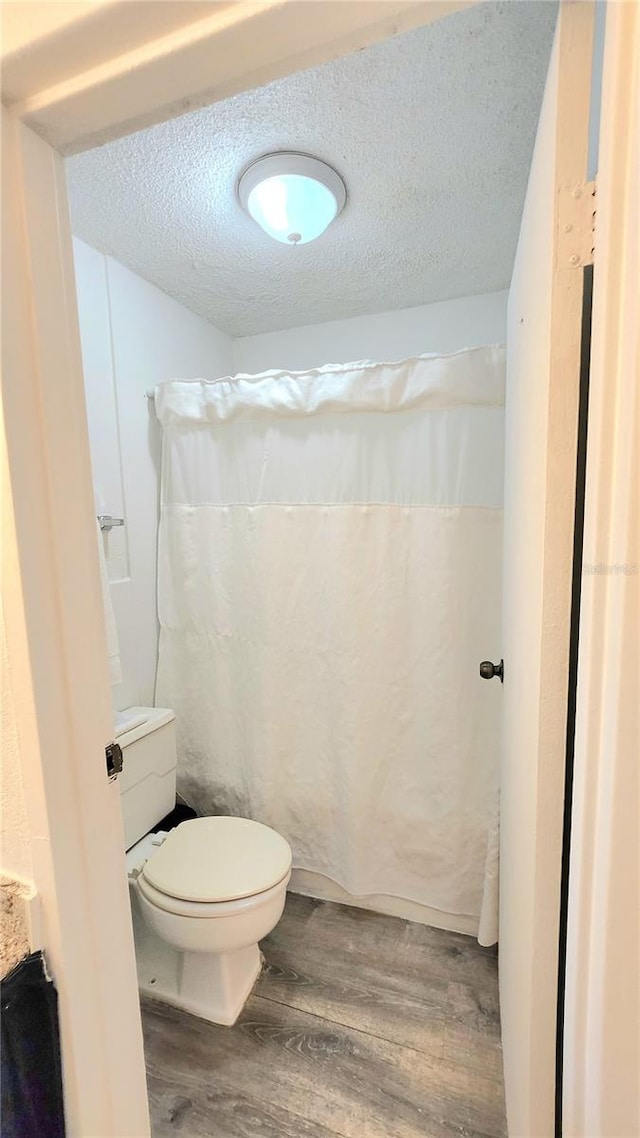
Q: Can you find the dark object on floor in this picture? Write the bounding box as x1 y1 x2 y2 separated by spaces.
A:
1 951 66 1138
151 802 198 833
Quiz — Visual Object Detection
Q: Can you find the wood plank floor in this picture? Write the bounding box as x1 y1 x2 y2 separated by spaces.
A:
143 894 507 1138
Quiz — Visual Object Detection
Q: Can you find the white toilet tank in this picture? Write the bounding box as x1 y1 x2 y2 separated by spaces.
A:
117 707 177 850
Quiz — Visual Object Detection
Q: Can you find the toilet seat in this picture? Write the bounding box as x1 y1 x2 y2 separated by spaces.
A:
141 816 292 904
137 868 291 918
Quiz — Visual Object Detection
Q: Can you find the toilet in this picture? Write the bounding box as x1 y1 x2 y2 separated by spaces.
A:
117 707 292 1025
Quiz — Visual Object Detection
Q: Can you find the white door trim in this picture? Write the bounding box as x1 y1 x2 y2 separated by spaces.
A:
500 6 594 1134
3 0 470 154
563 3 640 1134
2 108 150 1136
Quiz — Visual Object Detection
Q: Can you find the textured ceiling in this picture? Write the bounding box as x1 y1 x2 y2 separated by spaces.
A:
66 1 557 338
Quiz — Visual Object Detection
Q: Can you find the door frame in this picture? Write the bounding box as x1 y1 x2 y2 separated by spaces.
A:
499 7 595 1134
1 2 636 1135
562 4 640 1134
2 109 152 1137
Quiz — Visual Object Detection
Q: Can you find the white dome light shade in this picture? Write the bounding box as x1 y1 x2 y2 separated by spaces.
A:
248 174 338 245
238 153 346 246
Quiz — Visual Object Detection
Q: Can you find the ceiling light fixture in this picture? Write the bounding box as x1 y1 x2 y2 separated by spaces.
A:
238 152 347 246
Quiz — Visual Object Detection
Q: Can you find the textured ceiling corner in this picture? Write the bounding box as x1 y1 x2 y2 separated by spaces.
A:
66 1 557 337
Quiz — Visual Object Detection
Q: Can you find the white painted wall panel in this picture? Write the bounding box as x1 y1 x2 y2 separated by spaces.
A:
106 256 233 708
232 292 507 375
73 238 233 711
0 581 34 884
73 238 137 709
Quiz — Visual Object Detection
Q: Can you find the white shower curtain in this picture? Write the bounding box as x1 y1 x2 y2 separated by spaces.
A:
155 346 504 941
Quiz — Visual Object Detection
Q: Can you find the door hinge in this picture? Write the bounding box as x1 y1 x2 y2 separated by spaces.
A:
105 741 123 782
557 181 596 269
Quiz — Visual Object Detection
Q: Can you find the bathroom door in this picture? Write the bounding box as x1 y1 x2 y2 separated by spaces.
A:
499 4 595 1136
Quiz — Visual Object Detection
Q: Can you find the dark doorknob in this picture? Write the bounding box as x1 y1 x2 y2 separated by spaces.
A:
480 659 504 683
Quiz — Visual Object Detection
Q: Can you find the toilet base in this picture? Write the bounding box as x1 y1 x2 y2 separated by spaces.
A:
178 944 262 1025
139 943 262 1026
130 892 263 1025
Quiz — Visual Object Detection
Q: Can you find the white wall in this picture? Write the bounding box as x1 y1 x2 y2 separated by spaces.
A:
1 422 34 886
0 630 33 884
73 238 233 711
233 291 507 374
1 410 37 975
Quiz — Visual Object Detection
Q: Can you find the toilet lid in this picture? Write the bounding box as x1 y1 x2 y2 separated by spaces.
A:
141 816 292 903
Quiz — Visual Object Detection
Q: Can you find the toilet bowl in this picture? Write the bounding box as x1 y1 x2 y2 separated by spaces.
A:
117 707 291 1025
131 815 292 1025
